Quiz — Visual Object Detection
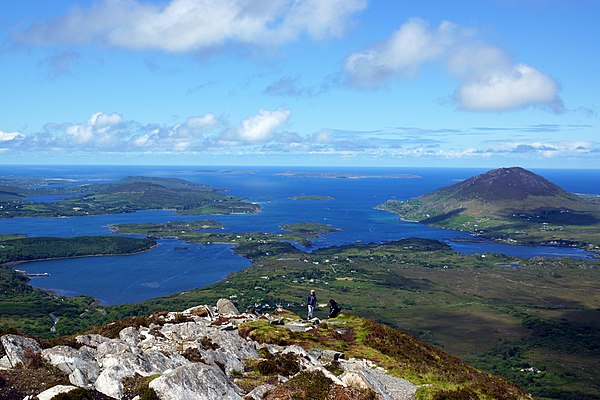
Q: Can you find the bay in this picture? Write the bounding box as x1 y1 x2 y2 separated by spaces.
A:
1 165 597 305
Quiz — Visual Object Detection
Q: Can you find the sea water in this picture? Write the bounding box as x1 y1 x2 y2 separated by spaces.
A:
1 165 597 304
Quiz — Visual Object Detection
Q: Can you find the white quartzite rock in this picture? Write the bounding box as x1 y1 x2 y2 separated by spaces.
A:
42 345 100 388
244 383 276 400
95 364 135 399
150 363 243 400
0 334 42 368
340 360 417 400
93 334 189 398
36 385 78 400
160 322 257 376
119 326 141 346
76 333 111 348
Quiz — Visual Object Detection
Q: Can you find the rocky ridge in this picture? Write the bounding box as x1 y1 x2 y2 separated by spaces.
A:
0 299 417 400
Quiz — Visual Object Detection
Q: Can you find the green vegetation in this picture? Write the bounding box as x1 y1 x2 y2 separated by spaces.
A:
112 220 341 248
289 195 334 201
378 167 600 251
0 176 259 218
238 312 527 399
110 220 223 236
0 236 156 264
280 222 341 235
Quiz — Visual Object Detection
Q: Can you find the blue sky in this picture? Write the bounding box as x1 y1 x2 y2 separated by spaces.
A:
0 0 598 167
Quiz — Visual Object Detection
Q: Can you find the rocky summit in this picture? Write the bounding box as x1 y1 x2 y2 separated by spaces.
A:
0 299 528 400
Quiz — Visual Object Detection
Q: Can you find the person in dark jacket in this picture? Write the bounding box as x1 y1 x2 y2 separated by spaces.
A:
328 299 341 318
307 289 317 319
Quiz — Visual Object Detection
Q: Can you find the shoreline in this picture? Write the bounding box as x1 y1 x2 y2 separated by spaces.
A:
1 243 159 268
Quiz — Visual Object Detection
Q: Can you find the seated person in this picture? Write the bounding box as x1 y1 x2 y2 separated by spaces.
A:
328 299 341 318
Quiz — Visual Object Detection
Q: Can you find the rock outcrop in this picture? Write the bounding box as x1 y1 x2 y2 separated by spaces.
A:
0 334 42 368
0 299 418 400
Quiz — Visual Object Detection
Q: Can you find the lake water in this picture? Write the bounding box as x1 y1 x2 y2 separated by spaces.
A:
1 165 597 305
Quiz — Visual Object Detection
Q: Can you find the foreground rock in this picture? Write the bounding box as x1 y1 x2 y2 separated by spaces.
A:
0 299 422 400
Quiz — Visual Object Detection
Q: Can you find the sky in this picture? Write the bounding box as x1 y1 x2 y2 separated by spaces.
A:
0 0 598 168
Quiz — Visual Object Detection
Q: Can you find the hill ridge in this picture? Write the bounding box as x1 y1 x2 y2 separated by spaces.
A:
0 299 529 400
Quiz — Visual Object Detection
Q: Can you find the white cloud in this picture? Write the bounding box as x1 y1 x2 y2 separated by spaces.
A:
128 113 217 150
16 0 367 52
235 108 291 143
455 64 562 112
344 18 562 112
0 131 22 142
345 18 456 88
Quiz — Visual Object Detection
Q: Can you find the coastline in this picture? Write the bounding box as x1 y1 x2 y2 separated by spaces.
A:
2 242 159 268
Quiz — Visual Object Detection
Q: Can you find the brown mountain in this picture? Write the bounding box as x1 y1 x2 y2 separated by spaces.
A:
437 166 575 202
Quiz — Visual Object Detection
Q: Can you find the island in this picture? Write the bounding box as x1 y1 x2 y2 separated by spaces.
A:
378 167 600 251
277 172 421 179
0 176 259 218
109 220 224 236
112 221 342 250
288 195 334 201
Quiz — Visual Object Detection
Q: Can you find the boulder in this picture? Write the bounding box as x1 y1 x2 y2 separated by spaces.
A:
0 334 41 368
36 385 78 400
95 364 136 399
76 334 111 348
216 299 240 316
161 322 258 376
340 360 417 400
244 383 276 400
183 305 213 319
150 363 243 400
42 345 100 388
278 345 320 370
119 326 141 346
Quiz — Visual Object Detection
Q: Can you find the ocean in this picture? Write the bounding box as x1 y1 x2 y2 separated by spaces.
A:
1 165 597 305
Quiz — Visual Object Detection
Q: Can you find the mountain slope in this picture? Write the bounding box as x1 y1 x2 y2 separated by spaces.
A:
0 301 530 400
378 167 600 249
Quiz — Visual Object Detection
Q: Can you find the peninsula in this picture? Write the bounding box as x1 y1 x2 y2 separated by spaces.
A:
378 167 600 251
0 176 259 218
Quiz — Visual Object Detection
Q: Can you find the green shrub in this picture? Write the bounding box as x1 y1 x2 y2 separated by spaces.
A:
281 370 333 400
52 388 93 400
256 351 300 376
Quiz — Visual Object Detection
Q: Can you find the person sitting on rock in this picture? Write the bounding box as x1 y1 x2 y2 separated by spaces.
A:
328 299 341 318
